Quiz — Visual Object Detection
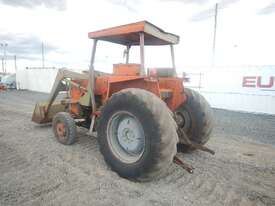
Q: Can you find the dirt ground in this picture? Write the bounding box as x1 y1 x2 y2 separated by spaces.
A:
0 90 275 206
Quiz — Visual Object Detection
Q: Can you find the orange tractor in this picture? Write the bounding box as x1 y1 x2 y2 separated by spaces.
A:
32 21 214 180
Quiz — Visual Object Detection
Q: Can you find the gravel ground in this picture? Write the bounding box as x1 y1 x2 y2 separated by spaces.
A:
0 90 275 206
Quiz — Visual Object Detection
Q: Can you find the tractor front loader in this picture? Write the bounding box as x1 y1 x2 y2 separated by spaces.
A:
32 21 214 181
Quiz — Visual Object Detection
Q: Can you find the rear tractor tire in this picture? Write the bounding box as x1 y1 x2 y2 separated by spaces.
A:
175 88 213 152
52 112 77 145
97 88 178 181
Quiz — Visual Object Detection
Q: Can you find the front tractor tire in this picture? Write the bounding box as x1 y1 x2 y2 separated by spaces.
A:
175 88 213 152
52 112 77 145
97 88 178 181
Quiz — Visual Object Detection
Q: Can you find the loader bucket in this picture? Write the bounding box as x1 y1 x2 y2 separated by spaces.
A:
32 102 66 124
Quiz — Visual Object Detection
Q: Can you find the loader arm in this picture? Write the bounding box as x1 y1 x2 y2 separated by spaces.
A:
45 69 88 115
32 69 89 124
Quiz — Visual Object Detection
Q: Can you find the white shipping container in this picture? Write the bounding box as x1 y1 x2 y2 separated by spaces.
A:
16 68 58 93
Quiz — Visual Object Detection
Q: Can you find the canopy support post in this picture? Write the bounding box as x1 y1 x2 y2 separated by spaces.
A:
89 39 97 134
170 44 176 76
140 33 145 75
125 45 131 64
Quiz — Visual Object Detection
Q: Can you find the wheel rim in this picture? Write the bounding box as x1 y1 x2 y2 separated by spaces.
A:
56 122 66 141
175 109 192 132
107 111 145 164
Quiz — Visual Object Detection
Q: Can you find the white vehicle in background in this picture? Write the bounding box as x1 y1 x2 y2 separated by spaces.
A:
0 73 16 89
0 74 5 82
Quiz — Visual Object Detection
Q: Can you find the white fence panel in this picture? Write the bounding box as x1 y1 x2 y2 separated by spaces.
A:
16 66 275 115
184 66 275 115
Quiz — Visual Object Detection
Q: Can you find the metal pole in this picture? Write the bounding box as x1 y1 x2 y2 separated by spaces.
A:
139 33 145 75
1 58 4 73
212 3 218 67
0 43 4 72
89 39 97 111
88 39 98 134
3 43 7 73
14 55 17 71
170 45 176 76
125 45 130 64
42 42 45 69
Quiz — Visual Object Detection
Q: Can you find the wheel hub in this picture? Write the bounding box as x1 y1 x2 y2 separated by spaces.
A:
117 117 144 155
107 111 145 163
175 109 191 132
175 112 185 127
56 122 66 141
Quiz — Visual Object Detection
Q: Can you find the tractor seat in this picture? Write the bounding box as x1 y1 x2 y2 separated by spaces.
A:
149 68 175 77
82 70 110 77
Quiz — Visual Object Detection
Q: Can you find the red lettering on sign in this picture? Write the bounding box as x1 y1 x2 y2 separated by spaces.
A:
257 76 274 88
242 76 256 87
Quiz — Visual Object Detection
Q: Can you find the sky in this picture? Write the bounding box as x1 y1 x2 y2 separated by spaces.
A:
0 0 275 73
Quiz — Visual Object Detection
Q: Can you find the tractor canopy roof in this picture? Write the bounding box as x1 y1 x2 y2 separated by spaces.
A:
88 21 179 46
